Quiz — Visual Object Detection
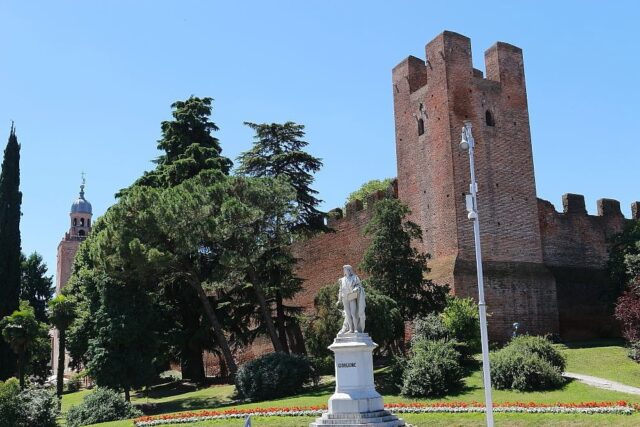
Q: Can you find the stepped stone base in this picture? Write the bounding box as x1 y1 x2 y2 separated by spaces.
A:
310 409 405 426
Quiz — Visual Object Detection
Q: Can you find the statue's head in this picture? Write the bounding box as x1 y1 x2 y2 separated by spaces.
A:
343 265 354 277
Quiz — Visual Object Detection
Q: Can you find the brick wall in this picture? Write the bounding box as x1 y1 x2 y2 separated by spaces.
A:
289 188 396 311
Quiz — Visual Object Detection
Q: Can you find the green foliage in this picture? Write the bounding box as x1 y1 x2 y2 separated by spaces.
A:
234 352 313 401
0 125 22 381
507 335 566 371
65 387 141 427
302 283 403 357
401 339 463 397
19 252 54 323
238 121 325 235
124 96 232 192
66 371 85 393
490 335 565 391
85 274 158 395
412 313 448 343
0 301 46 387
49 294 76 395
361 199 448 320
346 178 393 206
0 378 20 426
609 219 640 294
14 386 59 427
0 380 58 427
441 297 481 356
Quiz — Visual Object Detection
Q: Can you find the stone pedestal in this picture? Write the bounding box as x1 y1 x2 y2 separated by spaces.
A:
311 333 404 427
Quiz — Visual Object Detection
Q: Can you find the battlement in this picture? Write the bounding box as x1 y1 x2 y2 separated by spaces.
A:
392 30 525 95
326 179 398 228
553 193 638 219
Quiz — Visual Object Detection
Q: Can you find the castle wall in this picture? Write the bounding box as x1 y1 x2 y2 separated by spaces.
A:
289 189 396 311
538 194 637 339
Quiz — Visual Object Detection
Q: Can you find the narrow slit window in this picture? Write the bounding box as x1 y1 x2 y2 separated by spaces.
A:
417 118 425 136
486 110 495 127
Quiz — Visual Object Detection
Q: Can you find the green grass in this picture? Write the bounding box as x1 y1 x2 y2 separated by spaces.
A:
558 339 640 388
60 339 640 426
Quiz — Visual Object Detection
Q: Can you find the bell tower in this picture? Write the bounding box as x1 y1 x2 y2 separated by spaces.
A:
52 176 93 373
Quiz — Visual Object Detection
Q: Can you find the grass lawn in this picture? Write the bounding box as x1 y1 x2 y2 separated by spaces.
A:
61 339 640 426
558 339 640 387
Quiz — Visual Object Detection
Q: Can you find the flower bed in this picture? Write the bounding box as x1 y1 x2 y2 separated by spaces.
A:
133 401 634 426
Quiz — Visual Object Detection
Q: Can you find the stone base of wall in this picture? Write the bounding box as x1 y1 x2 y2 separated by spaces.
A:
550 266 620 340
430 258 560 341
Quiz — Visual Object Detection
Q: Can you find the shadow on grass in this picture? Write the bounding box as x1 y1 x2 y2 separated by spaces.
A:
562 338 625 349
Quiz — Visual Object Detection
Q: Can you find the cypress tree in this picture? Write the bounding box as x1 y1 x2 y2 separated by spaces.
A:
0 124 22 380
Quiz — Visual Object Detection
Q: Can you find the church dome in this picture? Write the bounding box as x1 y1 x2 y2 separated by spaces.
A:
71 183 92 214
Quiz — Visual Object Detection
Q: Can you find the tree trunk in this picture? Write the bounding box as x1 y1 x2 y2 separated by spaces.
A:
190 281 238 377
250 271 284 353
275 291 290 353
124 387 130 402
57 329 66 398
179 292 205 383
18 351 24 389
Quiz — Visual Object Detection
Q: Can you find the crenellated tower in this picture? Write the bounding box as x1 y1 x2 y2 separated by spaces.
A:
392 31 558 339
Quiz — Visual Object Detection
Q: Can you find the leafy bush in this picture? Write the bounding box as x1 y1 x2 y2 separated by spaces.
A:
0 378 20 427
441 297 481 356
0 380 59 427
629 341 640 362
506 335 566 371
235 352 313 401
346 178 393 206
412 313 448 343
66 387 140 427
401 340 463 397
310 355 334 376
66 371 87 393
15 386 59 427
490 348 564 391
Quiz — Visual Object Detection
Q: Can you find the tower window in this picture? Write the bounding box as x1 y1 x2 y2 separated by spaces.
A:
73 218 77 226
417 118 425 136
485 110 495 127
87 219 91 227
80 218 85 226
78 229 85 237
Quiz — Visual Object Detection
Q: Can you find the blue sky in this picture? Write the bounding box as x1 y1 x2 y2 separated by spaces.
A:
1 1 638 283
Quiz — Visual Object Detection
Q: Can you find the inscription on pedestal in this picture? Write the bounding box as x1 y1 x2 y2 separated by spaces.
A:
337 362 356 368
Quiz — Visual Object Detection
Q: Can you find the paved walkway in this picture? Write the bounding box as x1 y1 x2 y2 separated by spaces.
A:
563 372 640 395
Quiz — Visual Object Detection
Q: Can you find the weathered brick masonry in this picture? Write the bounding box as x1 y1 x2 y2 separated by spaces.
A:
291 31 639 341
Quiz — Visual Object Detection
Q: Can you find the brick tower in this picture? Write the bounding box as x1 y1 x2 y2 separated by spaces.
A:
52 178 92 374
392 31 559 339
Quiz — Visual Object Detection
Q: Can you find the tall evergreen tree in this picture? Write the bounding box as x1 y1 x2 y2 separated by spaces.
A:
20 252 54 323
114 97 232 382
361 199 448 321
0 125 22 380
237 121 324 352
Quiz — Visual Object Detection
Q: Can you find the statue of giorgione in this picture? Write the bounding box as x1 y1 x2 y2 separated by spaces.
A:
336 265 366 335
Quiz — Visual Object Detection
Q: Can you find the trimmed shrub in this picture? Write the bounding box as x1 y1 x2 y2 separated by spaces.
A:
0 380 59 427
235 352 313 401
412 313 448 343
507 335 566 371
490 348 564 391
15 386 59 427
442 297 481 356
66 387 140 427
310 355 334 376
401 340 463 397
66 371 86 393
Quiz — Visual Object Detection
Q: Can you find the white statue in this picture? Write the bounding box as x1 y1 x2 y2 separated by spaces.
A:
336 265 366 334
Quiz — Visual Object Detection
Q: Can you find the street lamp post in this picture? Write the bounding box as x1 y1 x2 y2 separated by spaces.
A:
460 120 494 427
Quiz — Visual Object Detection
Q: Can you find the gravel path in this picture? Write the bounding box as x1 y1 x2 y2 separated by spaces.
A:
563 372 640 395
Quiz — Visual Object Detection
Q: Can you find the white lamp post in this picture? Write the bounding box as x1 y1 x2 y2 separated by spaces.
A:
460 120 494 427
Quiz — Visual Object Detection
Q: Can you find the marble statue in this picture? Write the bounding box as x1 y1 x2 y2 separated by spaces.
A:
336 265 366 334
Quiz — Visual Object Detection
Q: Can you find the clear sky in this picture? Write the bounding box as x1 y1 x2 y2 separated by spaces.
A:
1 1 638 284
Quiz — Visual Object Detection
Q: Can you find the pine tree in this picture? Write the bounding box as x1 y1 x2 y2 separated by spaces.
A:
237 121 324 352
0 124 22 380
